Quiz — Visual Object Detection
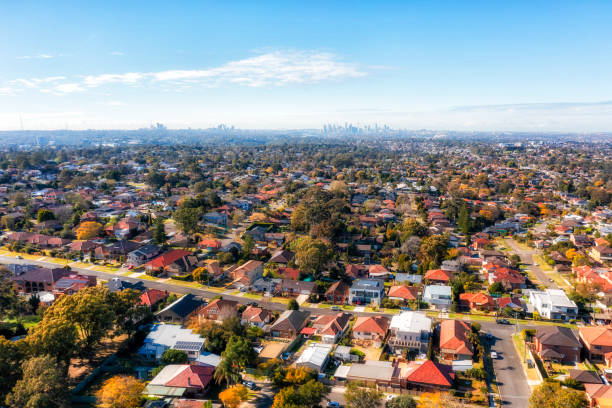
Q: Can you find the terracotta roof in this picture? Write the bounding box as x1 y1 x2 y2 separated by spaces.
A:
580 326 612 347
165 365 215 389
140 289 167 306
387 285 419 300
439 319 473 356
405 360 454 387
459 292 494 306
424 269 454 282
353 316 390 335
145 249 192 269
585 384 612 403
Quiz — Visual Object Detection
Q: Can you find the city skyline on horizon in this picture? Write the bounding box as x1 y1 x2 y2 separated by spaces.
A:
2 1 612 132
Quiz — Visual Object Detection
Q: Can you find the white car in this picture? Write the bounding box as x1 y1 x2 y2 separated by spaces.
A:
491 351 498 359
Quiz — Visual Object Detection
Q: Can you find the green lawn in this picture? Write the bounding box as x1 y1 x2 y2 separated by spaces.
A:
3 315 42 329
138 274 160 281
242 292 263 300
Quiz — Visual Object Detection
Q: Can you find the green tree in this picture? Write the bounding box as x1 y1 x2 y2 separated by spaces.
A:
386 395 417 408
0 337 25 402
27 318 78 363
417 234 449 268
42 286 115 352
345 382 383 408
0 268 26 318
161 349 188 364
242 233 254 259
174 206 201 234
458 204 471 235
529 382 587 408
153 218 167 245
37 209 55 223
5 355 69 408
292 236 333 277
213 356 241 386
287 299 299 311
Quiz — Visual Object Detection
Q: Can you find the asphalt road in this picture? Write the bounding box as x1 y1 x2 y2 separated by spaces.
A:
1 255 533 406
484 322 531 408
504 238 558 289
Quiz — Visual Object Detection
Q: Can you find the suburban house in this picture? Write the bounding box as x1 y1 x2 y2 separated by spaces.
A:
11 267 69 293
344 360 401 388
325 280 350 304
404 360 455 392
278 279 316 297
529 289 578 321
348 279 386 306
311 312 351 344
387 285 419 302
424 269 454 284
295 343 333 372
156 294 204 324
534 326 581 363
138 324 204 361
240 305 271 328
145 364 215 398
439 320 473 361
195 298 238 323
422 285 452 310
579 326 612 363
267 310 310 338
229 260 264 289
459 292 496 312
268 249 295 264
352 315 390 346
585 384 612 408
140 289 168 308
387 311 432 353
127 244 161 266
52 274 97 295
569 369 603 385
591 246 612 263
144 249 197 276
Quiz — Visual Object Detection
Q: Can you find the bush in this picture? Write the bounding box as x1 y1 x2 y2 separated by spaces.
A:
170 273 193 282
350 348 365 358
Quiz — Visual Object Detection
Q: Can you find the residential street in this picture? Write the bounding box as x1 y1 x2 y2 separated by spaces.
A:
484 322 531 408
504 238 558 289
1 255 533 407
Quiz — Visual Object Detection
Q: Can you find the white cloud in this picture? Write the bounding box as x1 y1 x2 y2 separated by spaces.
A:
16 53 54 59
2 50 365 95
109 51 124 56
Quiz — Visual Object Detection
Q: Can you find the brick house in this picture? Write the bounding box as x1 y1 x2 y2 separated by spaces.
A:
535 326 581 363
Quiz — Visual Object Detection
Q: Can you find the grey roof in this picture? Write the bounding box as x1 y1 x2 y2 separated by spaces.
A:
156 294 203 318
347 361 394 381
536 326 580 347
269 310 310 332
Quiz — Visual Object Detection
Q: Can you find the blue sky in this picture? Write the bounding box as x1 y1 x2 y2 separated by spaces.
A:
1 1 612 131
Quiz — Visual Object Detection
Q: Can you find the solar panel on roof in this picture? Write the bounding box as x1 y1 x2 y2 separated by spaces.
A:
173 341 204 351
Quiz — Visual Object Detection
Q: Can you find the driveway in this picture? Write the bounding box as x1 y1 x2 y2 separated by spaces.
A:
504 238 558 289
243 380 275 408
481 321 531 408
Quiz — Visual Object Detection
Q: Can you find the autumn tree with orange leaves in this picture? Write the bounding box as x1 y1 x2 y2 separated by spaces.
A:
96 375 145 408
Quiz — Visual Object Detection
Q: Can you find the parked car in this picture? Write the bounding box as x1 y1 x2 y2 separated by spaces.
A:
491 351 498 359
331 306 341 311
496 318 511 325
326 402 341 408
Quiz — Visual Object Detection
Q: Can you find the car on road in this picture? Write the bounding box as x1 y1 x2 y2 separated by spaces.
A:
486 332 492 340
16 255 23 259
242 381 259 390
491 351 498 359
331 306 341 311
326 402 340 408
246 301 258 307
495 318 511 325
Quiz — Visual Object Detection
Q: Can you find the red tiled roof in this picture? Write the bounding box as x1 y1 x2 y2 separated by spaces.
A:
353 316 390 335
387 285 419 300
165 365 214 389
439 319 473 356
424 269 453 282
145 249 192 269
405 360 454 387
140 289 167 306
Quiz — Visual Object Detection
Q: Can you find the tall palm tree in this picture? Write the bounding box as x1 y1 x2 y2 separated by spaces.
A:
213 358 241 386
